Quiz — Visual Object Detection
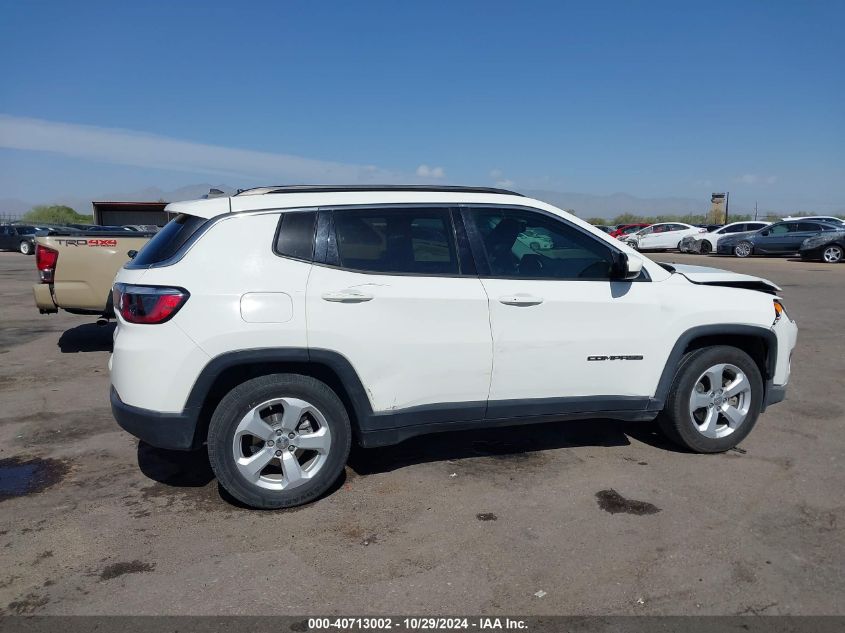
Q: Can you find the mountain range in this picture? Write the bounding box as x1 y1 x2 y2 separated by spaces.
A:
2 184 840 220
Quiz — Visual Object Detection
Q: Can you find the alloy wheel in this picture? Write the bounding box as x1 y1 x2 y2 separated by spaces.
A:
231 397 332 491
688 363 752 439
734 242 752 258
823 245 843 263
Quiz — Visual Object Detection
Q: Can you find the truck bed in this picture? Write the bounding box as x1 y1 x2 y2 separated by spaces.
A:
33 230 155 316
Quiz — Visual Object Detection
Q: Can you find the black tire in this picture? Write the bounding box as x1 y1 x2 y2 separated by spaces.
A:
734 241 753 258
656 346 764 453
699 241 712 254
207 374 351 509
19 241 32 255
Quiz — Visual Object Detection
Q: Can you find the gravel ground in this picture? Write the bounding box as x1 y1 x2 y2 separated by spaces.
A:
0 250 843 616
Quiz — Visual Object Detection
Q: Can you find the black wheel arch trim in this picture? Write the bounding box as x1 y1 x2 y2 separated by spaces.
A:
649 324 777 411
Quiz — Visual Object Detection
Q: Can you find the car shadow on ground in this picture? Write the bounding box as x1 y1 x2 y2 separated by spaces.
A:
135 440 348 510
134 418 684 507
348 417 685 475
58 322 114 353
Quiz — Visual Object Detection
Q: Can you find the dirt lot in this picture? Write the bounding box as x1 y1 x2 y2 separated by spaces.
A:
0 250 843 616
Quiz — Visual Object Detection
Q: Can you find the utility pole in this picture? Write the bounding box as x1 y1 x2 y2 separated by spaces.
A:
725 191 730 225
754 200 758 220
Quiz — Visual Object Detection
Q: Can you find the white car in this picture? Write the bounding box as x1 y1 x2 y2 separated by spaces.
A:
110 185 797 509
782 215 845 227
624 222 704 251
695 221 771 254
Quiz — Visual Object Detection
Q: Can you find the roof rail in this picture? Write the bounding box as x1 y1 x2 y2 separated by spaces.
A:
234 184 523 197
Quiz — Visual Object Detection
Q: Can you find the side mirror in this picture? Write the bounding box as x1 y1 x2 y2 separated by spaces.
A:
127 250 138 259
611 252 643 280
760 230 769 236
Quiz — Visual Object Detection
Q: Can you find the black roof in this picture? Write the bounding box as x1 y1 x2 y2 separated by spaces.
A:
234 184 523 197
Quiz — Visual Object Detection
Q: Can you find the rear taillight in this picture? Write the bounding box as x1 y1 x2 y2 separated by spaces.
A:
113 283 189 324
698 228 707 233
35 244 59 283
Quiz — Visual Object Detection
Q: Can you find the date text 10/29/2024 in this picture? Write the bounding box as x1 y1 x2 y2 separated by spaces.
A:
307 617 528 631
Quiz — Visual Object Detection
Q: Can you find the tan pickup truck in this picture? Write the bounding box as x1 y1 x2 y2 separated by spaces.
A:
33 230 154 317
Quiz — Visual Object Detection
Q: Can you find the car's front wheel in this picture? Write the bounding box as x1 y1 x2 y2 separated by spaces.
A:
734 241 753 258
699 240 712 254
207 374 351 509
19 241 32 255
822 245 843 263
657 346 763 453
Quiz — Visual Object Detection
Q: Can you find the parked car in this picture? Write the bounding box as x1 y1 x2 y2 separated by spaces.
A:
109 185 797 509
123 224 160 232
717 220 841 258
0 224 45 255
609 223 650 238
682 221 771 254
695 223 724 232
782 215 845 227
592 224 614 234
623 222 704 251
799 230 845 263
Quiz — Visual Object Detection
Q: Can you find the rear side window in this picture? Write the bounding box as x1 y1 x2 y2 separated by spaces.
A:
274 211 317 261
333 207 459 275
132 213 207 266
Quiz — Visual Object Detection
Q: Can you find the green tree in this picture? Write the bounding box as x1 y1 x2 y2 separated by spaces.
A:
585 217 608 225
22 205 92 225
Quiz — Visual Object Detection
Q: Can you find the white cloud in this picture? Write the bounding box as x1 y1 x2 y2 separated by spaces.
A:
735 173 777 185
416 164 445 179
0 114 403 183
489 169 515 189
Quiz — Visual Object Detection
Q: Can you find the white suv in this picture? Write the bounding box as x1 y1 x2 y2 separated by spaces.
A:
110 185 798 509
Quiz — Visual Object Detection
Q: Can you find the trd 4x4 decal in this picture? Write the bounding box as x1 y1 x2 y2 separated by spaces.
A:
54 239 118 247
587 355 644 361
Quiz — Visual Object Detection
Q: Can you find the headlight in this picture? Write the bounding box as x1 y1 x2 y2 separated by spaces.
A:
773 299 786 324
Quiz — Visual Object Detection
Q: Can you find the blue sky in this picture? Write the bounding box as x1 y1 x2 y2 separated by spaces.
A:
1 0 843 214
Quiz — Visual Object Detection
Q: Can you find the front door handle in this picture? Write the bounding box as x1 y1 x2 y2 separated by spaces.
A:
499 294 544 307
321 289 374 303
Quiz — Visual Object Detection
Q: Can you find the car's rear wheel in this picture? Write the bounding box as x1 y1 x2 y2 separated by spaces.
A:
699 241 712 254
207 374 351 509
657 346 763 453
734 241 753 258
822 245 843 263
19 241 32 255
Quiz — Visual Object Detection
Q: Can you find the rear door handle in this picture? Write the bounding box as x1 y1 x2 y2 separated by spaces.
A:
499 294 544 307
321 289 374 303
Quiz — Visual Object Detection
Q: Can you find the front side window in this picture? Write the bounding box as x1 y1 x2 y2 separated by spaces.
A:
768 223 791 235
467 207 615 280
332 207 458 275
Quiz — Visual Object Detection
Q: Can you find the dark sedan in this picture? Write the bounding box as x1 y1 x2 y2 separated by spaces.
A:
800 230 845 263
0 224 45 255
717 220 841 258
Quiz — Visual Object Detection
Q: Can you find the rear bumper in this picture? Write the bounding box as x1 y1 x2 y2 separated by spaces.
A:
32 284 58 313
111 387 201 451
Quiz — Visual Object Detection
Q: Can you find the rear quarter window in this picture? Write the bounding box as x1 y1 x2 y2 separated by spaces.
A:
274 211 317 261
131 213 207 266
